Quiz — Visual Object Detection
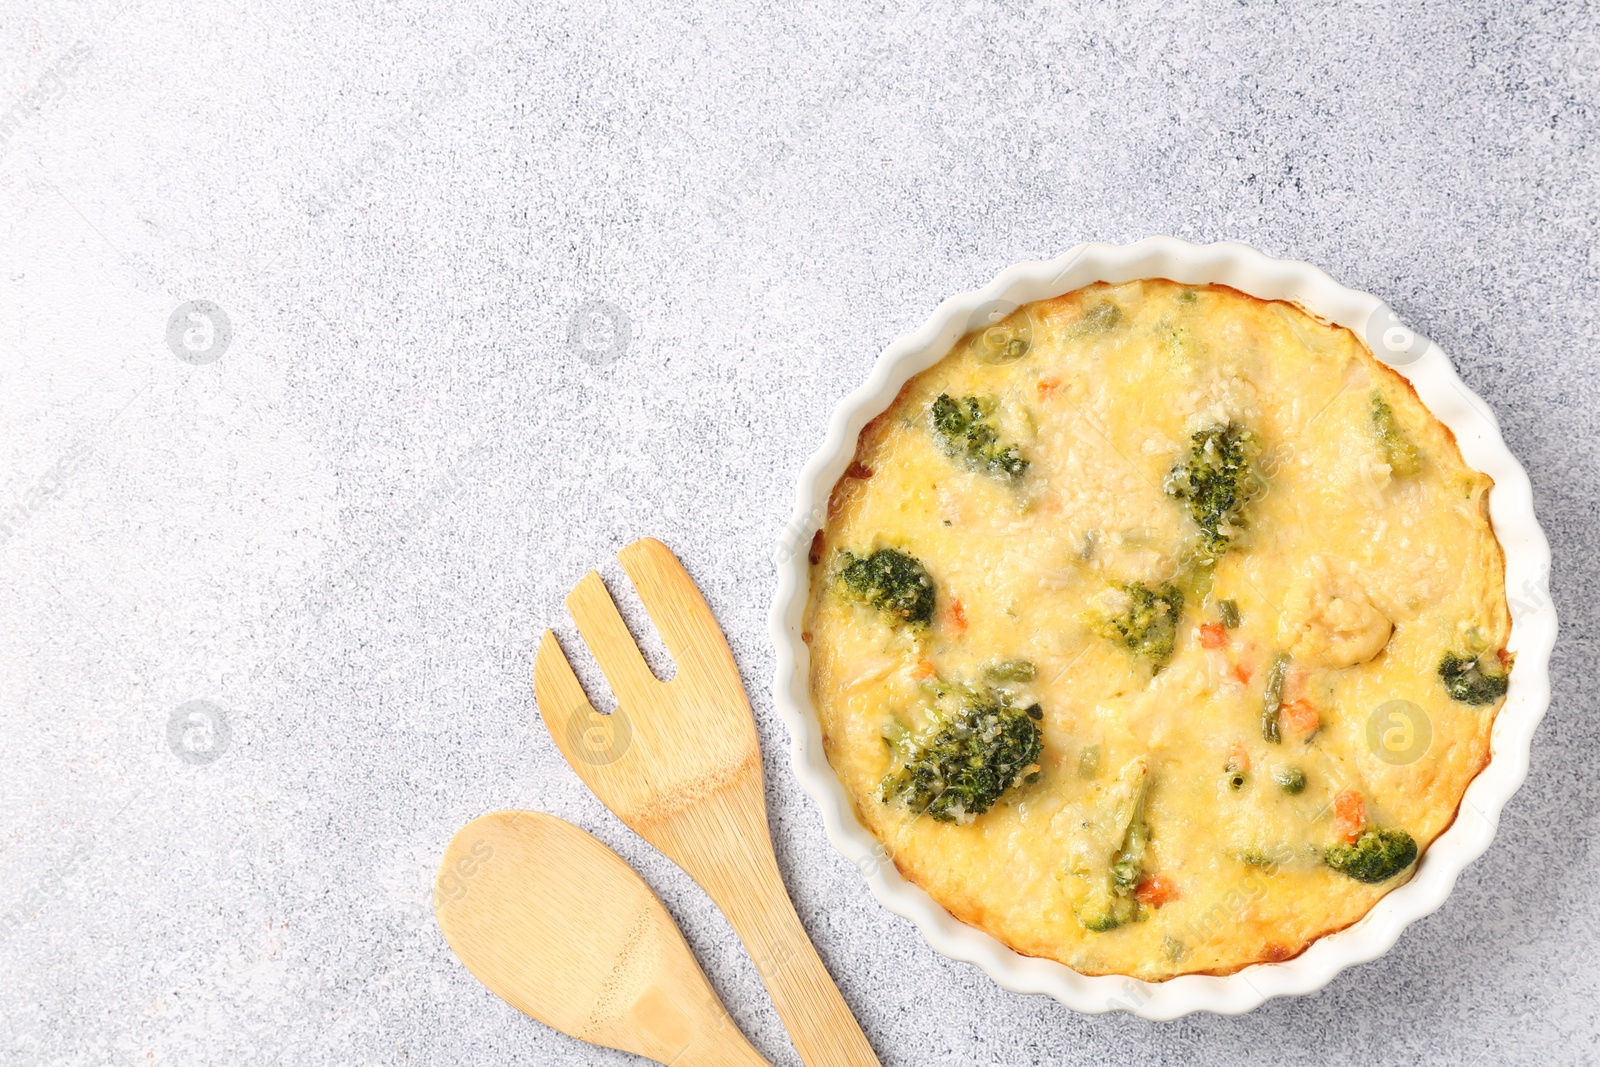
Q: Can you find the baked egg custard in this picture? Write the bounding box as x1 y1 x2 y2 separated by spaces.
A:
803 279 1511 979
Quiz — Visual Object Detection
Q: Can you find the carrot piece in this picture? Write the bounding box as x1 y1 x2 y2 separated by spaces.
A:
1230 661 1255 686
1036 377 1061 398
1281 699 1320 735
1199 622 1228 649
1333 790 1367 842
1135 875 1176 907
912 659 937 680
1228 743 1251 774
944 597 968 635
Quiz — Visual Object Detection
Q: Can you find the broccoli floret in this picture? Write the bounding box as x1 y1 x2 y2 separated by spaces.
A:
1372 392 1422 476
1325 827 1419 883
1439 651 1510 705
1071 759 1150 932
880 688 1043 825
1070 301 1123 335
1087 581 1183 670
837 548 935 627
1078 905 1135 933
1164 422 1262 559
930 394 1029 480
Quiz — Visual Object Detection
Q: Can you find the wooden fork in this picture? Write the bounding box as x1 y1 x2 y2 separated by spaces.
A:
534 537 880 1067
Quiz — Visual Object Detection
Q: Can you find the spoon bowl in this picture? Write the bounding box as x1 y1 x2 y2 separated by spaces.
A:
435 809 768 1066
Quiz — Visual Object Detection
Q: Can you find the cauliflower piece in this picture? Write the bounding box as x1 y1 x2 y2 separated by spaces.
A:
1277 559 1393 669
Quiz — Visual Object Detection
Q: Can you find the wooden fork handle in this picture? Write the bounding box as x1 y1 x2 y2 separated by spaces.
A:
716 857 880 1067
650 771 881 1067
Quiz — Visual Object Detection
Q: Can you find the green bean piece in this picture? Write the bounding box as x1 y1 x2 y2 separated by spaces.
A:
1261 652 1290 744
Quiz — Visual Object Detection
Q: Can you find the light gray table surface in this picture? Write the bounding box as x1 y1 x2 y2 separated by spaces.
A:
2 1 1595 1064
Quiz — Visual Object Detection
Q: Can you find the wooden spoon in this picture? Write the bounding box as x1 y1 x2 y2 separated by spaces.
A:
434 809 768 1067
534 537 881 1067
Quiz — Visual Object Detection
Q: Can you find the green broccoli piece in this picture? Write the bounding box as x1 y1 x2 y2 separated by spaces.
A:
1325 827 1419 883
1087 581 1183 670
836 548 935 627
1372 392 1422 476
880 687 1043 825
1070 301 1123 336
1078 906 1134 933
1072 759 1150 932
930 394 1029 480
1164 422 1262 559
1439 651 1510 705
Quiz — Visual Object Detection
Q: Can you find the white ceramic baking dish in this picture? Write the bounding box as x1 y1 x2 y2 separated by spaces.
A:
768 238 1556 1018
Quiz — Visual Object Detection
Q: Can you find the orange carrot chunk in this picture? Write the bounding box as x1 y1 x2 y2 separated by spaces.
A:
1333 789 1367 843
1281 699 1321 735
945 598 968 635
1199 622 1228 650
1135 875 1176 907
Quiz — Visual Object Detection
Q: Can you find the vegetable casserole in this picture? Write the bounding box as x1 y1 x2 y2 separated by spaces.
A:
802 279 1511 979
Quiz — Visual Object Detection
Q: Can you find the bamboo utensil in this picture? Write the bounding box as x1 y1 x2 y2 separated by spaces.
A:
434 809 769 1066
534 537 881 1067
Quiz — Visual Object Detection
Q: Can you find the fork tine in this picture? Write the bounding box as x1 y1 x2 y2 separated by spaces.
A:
565 570 660 709
616 538 731 676
532 629 597 768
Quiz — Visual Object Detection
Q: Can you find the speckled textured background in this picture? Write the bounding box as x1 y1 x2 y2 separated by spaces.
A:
1 0 1595 1064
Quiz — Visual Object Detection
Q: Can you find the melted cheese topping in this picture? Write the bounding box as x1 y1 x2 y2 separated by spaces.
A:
804 280 1510 979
